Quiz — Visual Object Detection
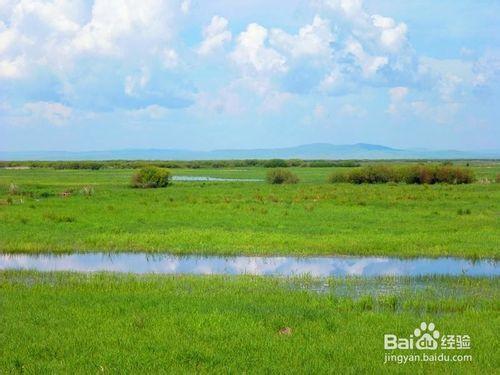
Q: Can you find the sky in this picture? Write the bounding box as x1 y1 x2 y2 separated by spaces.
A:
0 0 499 152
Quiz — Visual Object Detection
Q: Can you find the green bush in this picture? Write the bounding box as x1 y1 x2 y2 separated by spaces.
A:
328 165 474 185
496 174 500 183
131 167 171 188
266 168 299 184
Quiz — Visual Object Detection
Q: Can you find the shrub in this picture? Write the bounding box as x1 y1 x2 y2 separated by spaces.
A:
434 165 474 184
495 174 500 183
400 165 435 184
266 168 299 184
131 167 171 188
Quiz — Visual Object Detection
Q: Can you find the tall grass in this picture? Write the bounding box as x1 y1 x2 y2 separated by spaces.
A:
328 165 475 184
0 272 497 373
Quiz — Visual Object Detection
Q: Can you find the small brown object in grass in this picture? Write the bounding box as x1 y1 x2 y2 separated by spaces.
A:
278 327 292 335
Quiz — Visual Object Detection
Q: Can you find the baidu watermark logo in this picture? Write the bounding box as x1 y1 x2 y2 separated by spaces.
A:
383 322 472 364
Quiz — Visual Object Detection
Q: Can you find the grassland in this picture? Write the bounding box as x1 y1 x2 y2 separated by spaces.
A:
0 272 497 373
1 163 499 258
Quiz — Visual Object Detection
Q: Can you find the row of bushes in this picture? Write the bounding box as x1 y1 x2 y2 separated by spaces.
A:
131 167 302 188
131 164 476 189
0 159 360 170
328 165 475 184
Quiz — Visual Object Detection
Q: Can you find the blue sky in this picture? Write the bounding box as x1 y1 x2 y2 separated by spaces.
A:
0 0 499 151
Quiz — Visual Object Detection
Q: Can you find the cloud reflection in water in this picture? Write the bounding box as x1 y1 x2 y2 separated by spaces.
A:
0 254 498 277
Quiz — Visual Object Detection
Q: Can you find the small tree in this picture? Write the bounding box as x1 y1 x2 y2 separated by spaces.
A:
131 167 171 188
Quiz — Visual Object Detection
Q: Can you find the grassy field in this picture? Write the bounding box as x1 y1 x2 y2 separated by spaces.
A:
0 272 497 373
1 163 499 258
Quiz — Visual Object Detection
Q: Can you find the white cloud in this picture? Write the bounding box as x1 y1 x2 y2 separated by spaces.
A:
344 38 388 77
162 48 179 68
322 0 364 18
319 0 413 86
24 101 72 126
73 0 174 56
472 52 500 88
196 87 244 115
0 56 25 78
180 0 190 14
340 103 365 117
260 91 293 112
124 68 150 96
387 86 408 114
231 23 287 73
438 74 462 102
0 0 179 77
389 86 408 101
371 15 407 52
128 105 170 119
270 16 334 58
0 0 85 75
197 15 232 56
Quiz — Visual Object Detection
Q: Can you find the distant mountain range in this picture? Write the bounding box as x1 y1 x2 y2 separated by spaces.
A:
1 143 499 161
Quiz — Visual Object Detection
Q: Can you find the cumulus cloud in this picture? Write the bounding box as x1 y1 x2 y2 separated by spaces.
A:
0 0 496 140
72 0 175 57
197 16 231 56
0 0 194 112
269 16 334 58
316 0 414 89
371 15 408 53
472 51 500 89
231 23 286 73
0 0 178 71
322 0 364 18
344 38 388 77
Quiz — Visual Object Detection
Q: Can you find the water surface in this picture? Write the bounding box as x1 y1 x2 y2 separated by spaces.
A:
172 176 262 182
0 253 497 277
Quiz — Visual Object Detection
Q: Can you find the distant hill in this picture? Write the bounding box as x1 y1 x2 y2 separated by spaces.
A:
1 143 499 161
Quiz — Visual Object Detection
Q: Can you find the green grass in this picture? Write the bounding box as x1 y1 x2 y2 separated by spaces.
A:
1 165 499 258
0 272 497 373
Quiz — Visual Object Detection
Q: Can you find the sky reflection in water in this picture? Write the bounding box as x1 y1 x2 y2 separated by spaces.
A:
0 254 498 277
